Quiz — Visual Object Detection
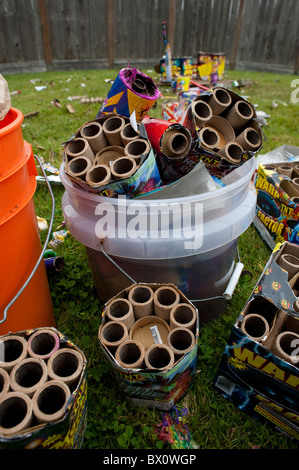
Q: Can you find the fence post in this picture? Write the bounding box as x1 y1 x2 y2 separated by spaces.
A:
229 0 245 70
106 0 115 69
38 0 53 71
168 0 176 53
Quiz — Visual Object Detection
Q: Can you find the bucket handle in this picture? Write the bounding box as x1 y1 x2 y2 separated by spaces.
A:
99 242 244 304
0 155 55 325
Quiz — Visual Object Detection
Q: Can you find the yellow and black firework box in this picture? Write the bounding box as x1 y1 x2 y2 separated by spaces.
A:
213 242 299 442
254 162 299 250
0 327 87 449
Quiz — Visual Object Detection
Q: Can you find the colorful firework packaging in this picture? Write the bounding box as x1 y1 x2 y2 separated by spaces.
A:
214 242 299 442
98 283 199 411
254 161 299 250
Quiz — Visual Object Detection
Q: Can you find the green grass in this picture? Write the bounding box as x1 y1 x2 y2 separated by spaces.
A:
4 68 299 450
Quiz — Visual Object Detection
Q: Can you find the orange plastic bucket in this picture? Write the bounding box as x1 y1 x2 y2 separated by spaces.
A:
0 108 24 176
0 108 56 335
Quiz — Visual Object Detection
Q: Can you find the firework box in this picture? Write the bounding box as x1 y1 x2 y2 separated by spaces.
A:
213 242 299 441
254 160 299 250
197 52 225 83
0 327 87 449
98 283 199 411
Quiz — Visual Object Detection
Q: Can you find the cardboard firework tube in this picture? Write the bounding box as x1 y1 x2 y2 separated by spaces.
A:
86 164 111 187
124 138 151 160
121 122 140 146
234 127 261 151
167 327 195 358
32 380 70 425
292 196 299 205
79 121 108 153
144 343 175 371
64 137 95 164
0 335 28 372
103 115 126 146
111 156 137 180
0 392 33 436
160 127 192 159
217 142 243 164
292 178 299 192
115 340 145 369
128 285 154 319
224 100 254 130
66 156 92 180
203 116 235 149
45 256 65 274
27 328 60 361
279 253 299 280
99 321 128 354
191 100 213 127
0 368 10 397
129 316 170 350
154 286 180 322
10 358 48 397
170 303 197 331
276 164 293 178
240 313 270 342
47 348 84 389
207 87 232 115
198 126 220 150
94 146 125 166
271 331 299 365
106 298 135 330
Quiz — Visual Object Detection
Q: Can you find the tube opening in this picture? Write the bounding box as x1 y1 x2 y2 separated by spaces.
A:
68 139 86 154
227 144 243 160
215 89 230 104
118 343 141 364
147 347 171 368
113 158 134 175
132 78 147 93
169 329 193 351
30 333 57 357
36 385 67 415
279 333 298 356
157 289 178 306
170 134 188 153
68 158 89 174
243 316 267 338
194 101 211 119
127 140 148 156
15 362 44 388
131 286 151 304
201 128 219 146
237 101 252 118
109 300 130 318
1 339 24 363
104 117 123 132
0 396 28 429
81 123 100 138
51 351 79 378
123 124 138 138
88 166 109 184
173 305 194 324
247 129 260 145
103 323 125 342
0 374 5 393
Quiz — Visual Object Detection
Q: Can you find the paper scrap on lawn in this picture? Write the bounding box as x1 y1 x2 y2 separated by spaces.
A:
214 241 299 442
98 283 199 410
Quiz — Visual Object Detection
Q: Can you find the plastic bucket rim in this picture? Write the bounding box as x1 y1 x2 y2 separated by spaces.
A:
0 108 24 138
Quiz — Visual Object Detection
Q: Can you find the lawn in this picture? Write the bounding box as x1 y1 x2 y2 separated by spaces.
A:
4 67 299 450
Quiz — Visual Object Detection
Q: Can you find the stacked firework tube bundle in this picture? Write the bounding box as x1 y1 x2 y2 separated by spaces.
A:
179 86 263 180
98 283 199 410
0 328 87 449
254 161 299 249
214 241 299 441
63 113 161 197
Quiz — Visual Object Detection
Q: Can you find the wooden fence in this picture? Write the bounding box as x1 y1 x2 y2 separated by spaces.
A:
0 0 298 74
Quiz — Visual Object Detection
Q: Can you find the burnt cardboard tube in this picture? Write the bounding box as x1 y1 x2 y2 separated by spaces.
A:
240 313 270 342
279 253 299 280
0 368 10 397
66 156 92 180
207 87 232 115
0 392 32 436
111 156 137 180
32 380 70 424
276 164 293 178
161 128 191 159
0 335 28 372
191 100 213 127
115 340 145 369
10 358 48 397
99 321 128 354
167 327 195 357
86 164 111 187
170 303 197 331
64 137 95 164
106 298 135 330
80 121 108 153
28 328 60 361
271 331 299 365
103 116 125 146
217 142 243 164
47 348 84 389
154 286 180 322
234 127 261 151
224 100 254 131
121 122 140 146
124 139 150 160
198 127 220 150
203 116 235 148
144 343 175 371
292 178 299 192
128 285 154 319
